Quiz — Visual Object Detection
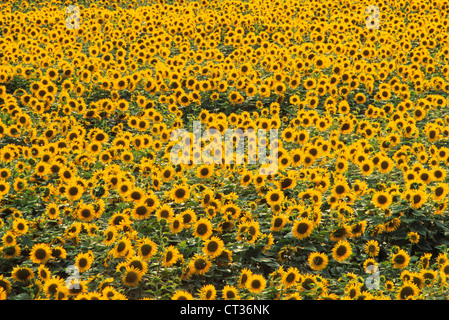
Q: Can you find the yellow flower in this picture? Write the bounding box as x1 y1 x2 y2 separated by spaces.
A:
391 249 410 269
30 243 52 264
292 218 314 240
332 240 352 262
407 232 420 244
246 274 266 294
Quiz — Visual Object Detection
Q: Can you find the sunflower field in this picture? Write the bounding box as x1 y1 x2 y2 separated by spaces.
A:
1 0 449 301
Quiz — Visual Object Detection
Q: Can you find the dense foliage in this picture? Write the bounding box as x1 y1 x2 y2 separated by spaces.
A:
1 0 449 300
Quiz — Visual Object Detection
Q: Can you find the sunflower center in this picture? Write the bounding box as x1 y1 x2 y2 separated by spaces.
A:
141 244 152 256
313 256 323 265
35 248 47 260
129 261 143 271
394 254 406 264
251 279 261 289
78 258 88 268
196 223 208 235
125 271 138 284
81 209 91 218
136 206 148 216
296 222 309 234
117 242 126 252
336 246 347 256
166 251 173 262
400 286 415 299
377 195 388 204
413 195 422 204
194 258 207 270
207 241 218 252
130 191 141 201
16 269 31 280
335 185 345 194
68 186 79 196
274 217 283 228
286 273 295 283
175 188 186 199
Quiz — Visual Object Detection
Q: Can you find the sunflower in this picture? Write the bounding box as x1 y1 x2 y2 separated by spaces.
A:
407 232 420 244
377 157 394 173
332 240 352 262
281 267 300 288
397 281 420 300
432 183 449 202
271 214 288 232
189 254 212 275
75 252 94 273
414 254 428 272
113 237 133 259
344 282 362 299
2 245 21 259
365 240 380 257
391 249 411 269
12 218 29 235
193 218 214 240
162 245 182 268
76 203 96 222
135 238 157 261
131 204 151 220
237 220 261 243
11 266 35 283
238 268 252 289
109 212 131 230
117 180 132 197
383 280 395 292
122 266 143 287
197 164 213 179
371 191 393 210
329 225 352 242
0 275 12 295
37 264 52 282
331 179 350 199
43 276 66 298
421 269 438 286
170 184 191 203
65 182 84 201
300 274 318 291
30 243 52 264
51 246 67 260
246 274 266 294
103 226 117 245
266 189 285 206
439 260 449 282
350 220 367 238
45 203 60 219
409 189 427 209
203 236 224 259
308 252 329 271
155 204 174 222
127 187 146 203
409 272 425 289
2 231 16 246
172 290 194 300
102 287 125 300
169 215 185 234
431 167 446 182
240 170 253 187
197 284 216 300
292 218 314 240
